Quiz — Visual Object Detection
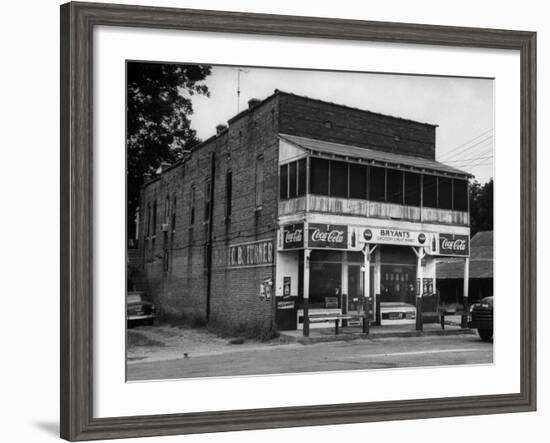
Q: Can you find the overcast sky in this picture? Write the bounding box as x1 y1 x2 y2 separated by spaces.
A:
188 65 494 184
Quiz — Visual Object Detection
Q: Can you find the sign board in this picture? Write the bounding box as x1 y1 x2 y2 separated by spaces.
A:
281 224 304 250
283 276 291 297
228 239 274 268
356 227 437 252
308 223 348 249
439 233 470 256
277 301 295 310
423 278 434 295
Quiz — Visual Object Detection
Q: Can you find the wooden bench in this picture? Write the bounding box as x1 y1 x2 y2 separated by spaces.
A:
306 313 367 336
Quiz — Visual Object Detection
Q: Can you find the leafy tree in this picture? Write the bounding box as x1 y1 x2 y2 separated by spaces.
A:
127 62 211 238
469 178 493 236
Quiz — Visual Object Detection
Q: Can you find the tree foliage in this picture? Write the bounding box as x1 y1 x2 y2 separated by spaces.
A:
127 62 211 237
469 179 493 237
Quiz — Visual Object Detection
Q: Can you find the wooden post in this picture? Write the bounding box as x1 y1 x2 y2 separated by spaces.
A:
303 248 310 337
462 256 470 328
414 247 426 331
362 245 376 334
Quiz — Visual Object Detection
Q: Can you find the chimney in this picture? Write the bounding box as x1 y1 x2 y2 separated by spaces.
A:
248 98 261 109
216 124 227 135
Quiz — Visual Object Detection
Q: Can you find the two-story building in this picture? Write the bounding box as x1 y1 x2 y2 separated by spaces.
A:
136 90 472 337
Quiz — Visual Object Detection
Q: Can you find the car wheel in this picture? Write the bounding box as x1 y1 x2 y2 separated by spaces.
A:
478 328 493 341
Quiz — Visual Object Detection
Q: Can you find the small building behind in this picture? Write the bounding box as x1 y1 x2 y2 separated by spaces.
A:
436 230 493 308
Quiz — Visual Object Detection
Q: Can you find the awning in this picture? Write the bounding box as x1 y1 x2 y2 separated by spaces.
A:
279 133 472 177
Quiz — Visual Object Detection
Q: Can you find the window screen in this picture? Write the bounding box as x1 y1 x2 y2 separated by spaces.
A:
288 161 298 198
279 163 288 200
297 158 307 196
225 172 233 217
310 157 329 195
453 179 468 211
386 169 403 204
438 177 453 209
369 166 386 202
349 163 367 199
422 174 437 208
404 172 421 206
330 161 348 198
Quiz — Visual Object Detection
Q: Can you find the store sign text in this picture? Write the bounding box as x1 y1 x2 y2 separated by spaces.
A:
282 223 304 249
308 223 348 249
228 240 274 267
439 234 469 256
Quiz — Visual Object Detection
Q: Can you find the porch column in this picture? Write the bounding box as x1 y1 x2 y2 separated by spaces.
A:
303 248 311 337
362 245 377 334
341 252 349 326
462 256 470 328
414 246 426 331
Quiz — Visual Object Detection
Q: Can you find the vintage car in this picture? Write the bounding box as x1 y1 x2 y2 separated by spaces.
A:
468 296 493 341
127 291 156 327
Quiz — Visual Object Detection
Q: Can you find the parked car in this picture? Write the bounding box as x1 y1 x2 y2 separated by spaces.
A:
468 296 493 341
127 291 156 327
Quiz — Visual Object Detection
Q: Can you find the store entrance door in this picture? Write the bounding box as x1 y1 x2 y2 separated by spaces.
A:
347 264 374 313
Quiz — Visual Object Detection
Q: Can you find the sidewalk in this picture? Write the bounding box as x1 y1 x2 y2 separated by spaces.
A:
280 316 474 344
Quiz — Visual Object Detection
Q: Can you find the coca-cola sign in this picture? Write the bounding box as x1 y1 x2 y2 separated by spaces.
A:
282 223 304 250
308 223 348 249
439 234 470 256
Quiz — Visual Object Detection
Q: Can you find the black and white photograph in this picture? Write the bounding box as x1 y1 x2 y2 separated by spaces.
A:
126 62 494 381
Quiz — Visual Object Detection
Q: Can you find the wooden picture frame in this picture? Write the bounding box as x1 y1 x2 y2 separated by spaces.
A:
60 1 536 440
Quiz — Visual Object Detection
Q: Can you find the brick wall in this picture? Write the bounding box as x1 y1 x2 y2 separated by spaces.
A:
278 92 436 160
138 96 280 335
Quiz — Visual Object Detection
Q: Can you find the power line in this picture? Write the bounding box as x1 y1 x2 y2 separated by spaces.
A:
438 128 493 159
439 135 494 162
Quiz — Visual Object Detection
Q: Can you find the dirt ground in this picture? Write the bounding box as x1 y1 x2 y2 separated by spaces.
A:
127 322 298 364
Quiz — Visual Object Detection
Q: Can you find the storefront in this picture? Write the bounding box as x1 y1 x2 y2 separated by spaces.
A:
275 222 469 332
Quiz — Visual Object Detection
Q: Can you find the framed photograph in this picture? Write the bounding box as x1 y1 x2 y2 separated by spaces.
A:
60 1 536 441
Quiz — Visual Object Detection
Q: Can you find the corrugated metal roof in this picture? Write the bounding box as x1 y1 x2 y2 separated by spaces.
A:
437 231 493 279
279 133 472 177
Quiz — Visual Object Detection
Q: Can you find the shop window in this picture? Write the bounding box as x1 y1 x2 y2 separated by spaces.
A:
369 166 386 202
279 163 288 200
438 176 453 210
189 186 195 225
330 160 348 198
225 171 233 218
387 169 404 204
288 161 297 198
204 181 211 221
349 163 367 199
453 179 468 211
146 202 151 237
297 158 307 196
255 155 263 207
404 172 421 206
152 200 157 234
171 196 176 233
310 157 329 195
422 174 437 208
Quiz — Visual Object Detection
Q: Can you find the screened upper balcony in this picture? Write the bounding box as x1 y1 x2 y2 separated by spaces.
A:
278 134 471 226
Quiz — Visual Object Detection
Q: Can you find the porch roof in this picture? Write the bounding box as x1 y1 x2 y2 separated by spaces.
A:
279 133 472 178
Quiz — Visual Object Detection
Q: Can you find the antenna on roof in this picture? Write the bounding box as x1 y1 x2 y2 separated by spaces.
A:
237 68 250 113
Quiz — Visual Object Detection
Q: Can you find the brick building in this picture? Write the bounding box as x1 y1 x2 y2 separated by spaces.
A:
136 90 472 336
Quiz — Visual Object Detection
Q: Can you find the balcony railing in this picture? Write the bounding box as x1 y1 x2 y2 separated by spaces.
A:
278 195 469 225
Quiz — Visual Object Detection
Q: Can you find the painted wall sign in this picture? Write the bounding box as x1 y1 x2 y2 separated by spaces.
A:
357 227 437 251
439 233 470 256
281 224 304 249
308 223 348 249
228 239 274 268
